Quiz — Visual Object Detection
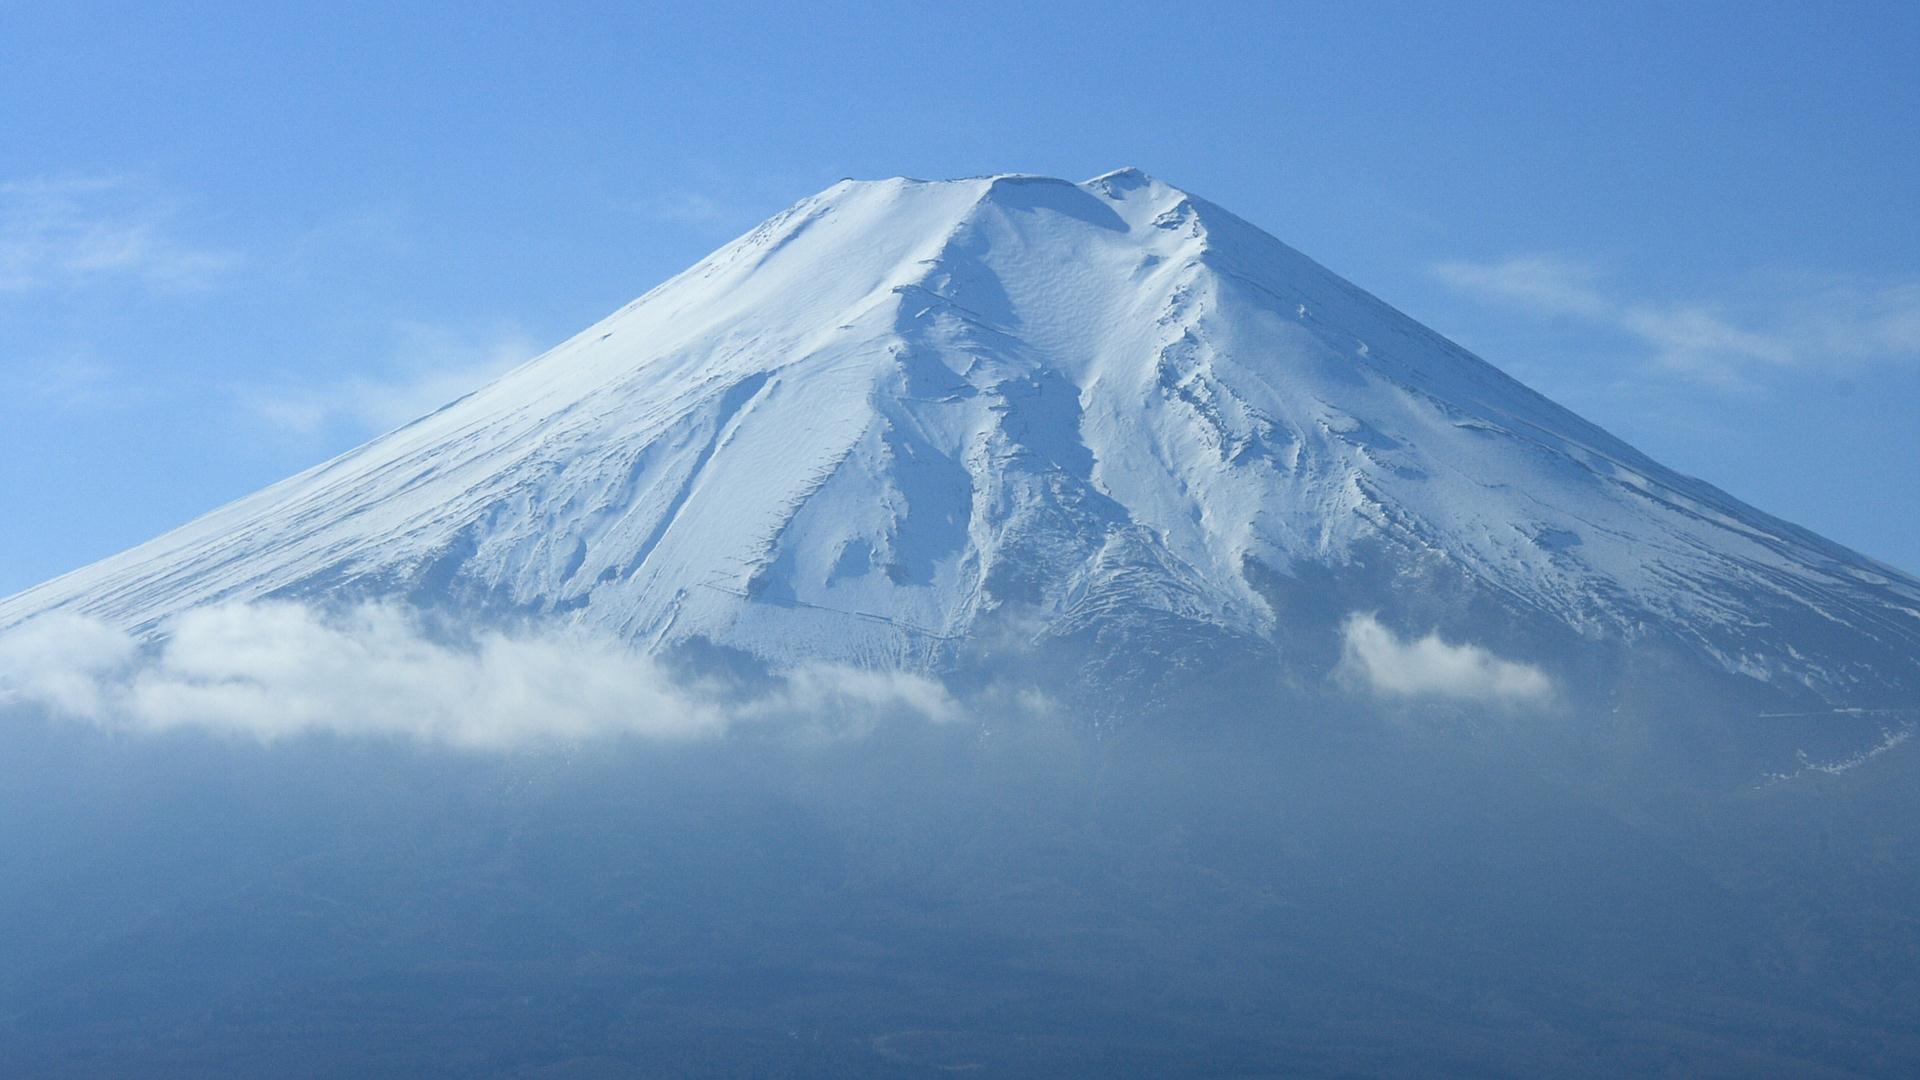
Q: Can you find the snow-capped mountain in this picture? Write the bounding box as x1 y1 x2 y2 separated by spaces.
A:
4 169 1917 705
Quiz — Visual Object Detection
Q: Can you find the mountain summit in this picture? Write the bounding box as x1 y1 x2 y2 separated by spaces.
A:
4 171 1917 706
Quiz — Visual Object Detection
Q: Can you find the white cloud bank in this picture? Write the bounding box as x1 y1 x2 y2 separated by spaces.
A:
1339 613 1552 704
0 602 961 749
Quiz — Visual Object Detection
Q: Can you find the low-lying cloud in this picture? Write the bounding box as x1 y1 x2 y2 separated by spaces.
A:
1339 613 1553 704
0 602 963 749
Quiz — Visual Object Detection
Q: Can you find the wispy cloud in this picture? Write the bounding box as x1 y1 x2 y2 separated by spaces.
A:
0 350 128 413
0 176 240 293
1432 256 1920 385
1338 613 1552 704
247 321 542 437
0 602 964 749
1431 255 1613 319
289 206 414 260
647 191 738 228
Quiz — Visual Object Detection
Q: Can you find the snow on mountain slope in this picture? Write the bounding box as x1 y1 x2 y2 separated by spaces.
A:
3 169 1917 702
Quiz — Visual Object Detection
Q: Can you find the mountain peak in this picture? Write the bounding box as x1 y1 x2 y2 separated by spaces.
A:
1084 165 1158 191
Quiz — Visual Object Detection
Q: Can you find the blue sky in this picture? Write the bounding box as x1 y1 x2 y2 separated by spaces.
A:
3 1 1917 594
